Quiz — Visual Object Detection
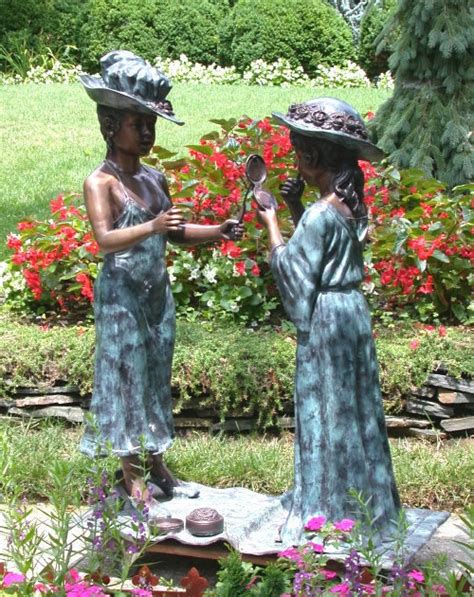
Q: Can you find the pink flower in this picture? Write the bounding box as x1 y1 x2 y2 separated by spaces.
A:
408 569 425 583
277 546 302 563
305 515 326 532
2 572 26 586
438 325 447 337
321 569 338 580
307 541 324 553
330 581 351 594
333 518 355 533
409 339 420 350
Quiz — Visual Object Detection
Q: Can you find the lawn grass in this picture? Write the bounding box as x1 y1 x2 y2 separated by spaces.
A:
1 419 471 513
0 82 390 259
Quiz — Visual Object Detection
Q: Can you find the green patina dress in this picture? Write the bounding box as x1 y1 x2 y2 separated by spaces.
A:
81 178 175 458
271 201 400 545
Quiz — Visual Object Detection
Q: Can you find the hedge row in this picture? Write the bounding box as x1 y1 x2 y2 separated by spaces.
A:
1 314 471 427
0 0 392 77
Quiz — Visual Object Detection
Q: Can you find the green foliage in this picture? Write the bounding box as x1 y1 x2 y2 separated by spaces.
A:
218 0 354 76
150 0 229 66
370 0 474 187
359 0 397 79
0 315 471 425
80 0 228 72
0 0 86 71
79 0 163 72
362 165 474 323
213 548 255 597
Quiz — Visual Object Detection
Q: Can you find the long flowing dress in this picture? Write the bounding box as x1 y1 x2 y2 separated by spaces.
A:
80 179 176 458
271 201 400 545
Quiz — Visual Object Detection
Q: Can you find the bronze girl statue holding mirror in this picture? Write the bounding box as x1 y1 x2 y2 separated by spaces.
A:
257 97 400 545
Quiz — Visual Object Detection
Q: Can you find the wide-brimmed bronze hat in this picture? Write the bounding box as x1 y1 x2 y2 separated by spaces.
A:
80 50 184 125
272 96 383 162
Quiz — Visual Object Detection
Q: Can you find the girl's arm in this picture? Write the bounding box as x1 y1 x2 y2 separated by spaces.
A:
84 174 185 254
256 206 285 251
168 220 244 245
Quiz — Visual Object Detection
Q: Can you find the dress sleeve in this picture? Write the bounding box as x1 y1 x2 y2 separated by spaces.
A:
270 204 327 331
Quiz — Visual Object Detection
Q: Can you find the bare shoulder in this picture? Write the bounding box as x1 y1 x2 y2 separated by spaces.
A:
83 165 114 196
142 163 167 186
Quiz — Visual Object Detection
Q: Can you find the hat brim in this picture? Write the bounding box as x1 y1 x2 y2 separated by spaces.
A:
80 75 184 126
272 111 384 162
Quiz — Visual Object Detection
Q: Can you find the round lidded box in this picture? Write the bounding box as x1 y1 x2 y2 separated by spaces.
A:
149 517 184 535
186 508 224 537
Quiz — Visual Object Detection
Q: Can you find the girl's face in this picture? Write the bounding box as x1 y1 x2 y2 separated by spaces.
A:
294 148 320 187
112 112 157 157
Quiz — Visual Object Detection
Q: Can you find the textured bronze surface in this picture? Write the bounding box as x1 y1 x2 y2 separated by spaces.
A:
150 517 184 535
186 508 224 537
286 103 369 140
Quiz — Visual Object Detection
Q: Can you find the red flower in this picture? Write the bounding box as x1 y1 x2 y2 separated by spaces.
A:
250 263 260 276
234 261 246 276
50 194 65 213
17 221 34 231
23 269 42 300
220 240 241 258
6 233 22 251
438 325 447 337
75 272 94 302
409 339 420 350
418 274 434 294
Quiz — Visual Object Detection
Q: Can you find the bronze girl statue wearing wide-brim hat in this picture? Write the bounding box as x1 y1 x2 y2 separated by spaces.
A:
79 50 243 512
258 97 400 545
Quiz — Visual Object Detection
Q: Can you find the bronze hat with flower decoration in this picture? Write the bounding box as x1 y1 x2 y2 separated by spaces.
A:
80 50 184 126
272 97 383 162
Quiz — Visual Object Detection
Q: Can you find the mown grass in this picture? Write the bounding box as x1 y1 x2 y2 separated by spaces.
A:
0 82 390 259
0 419 471 513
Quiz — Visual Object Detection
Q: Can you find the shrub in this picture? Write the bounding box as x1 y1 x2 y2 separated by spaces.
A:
154 54 240 85
218 0 354 76
0 57 84 85
3 193 98 320
79 0 162 72
312 60 371 88
150 0 230 66
0 0 87 71
362 163 474 323
370 0 474 188
242 58 311 87
0 316 471 423
80 0 228 72
358 0 398 79
3 120 472 325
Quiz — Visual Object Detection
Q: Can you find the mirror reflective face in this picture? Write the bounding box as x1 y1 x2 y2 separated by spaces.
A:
245 154 267 186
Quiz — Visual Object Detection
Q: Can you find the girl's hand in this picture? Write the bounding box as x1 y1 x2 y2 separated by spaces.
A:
220 219 245 241
151 207 186 234
255 205 278 228
280 176 305 205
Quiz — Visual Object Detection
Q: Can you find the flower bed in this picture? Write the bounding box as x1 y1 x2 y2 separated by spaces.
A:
2 117 471 325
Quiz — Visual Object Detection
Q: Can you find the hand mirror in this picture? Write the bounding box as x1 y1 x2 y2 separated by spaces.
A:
243 154 278 211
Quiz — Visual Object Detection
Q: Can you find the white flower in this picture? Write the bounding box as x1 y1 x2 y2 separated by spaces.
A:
202 264 217 284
